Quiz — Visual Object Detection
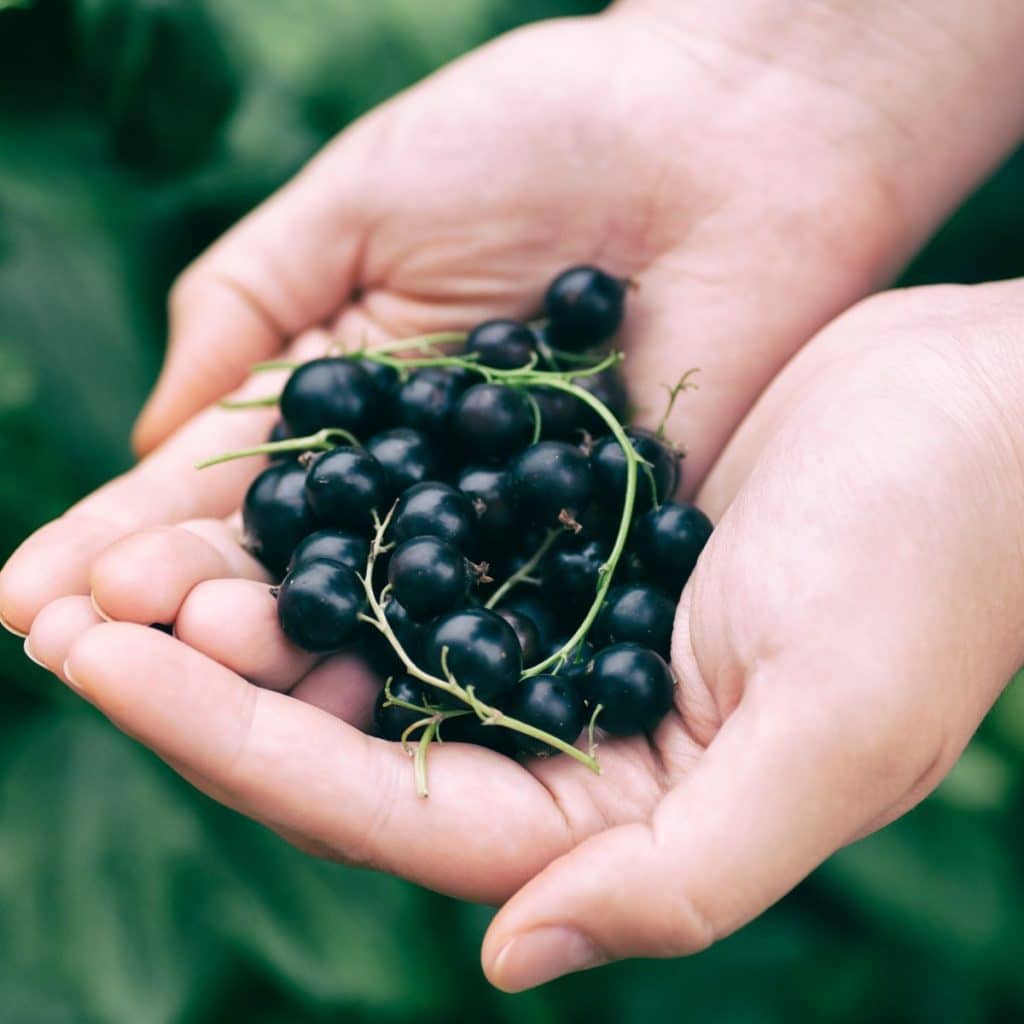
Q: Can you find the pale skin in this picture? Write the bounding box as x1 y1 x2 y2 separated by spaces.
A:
4 0 1024 993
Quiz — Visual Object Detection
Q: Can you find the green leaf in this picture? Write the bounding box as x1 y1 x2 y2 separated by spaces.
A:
0 714 226 1024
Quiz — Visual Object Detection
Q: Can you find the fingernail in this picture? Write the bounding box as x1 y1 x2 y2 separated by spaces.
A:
0 612 27 639
89 592 112 622
23 637 45 669
62 659 88 697
493 927 604 991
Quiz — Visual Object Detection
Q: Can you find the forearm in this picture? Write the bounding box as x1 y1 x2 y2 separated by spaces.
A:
613 0 1024 265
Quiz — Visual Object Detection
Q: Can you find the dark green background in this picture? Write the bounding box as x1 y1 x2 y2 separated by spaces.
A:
2 2 1023 1021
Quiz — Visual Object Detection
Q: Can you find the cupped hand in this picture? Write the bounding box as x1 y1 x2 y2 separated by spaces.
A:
24 280 1024 992
0 1 929 635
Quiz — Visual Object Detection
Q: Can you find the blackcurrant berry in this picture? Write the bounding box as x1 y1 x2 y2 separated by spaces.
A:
276 559 365 652
388 536 470 622
390 482 475 551
439 711 516 755
456 465 516 538
503 675 586 756
280 358 376 437
593 583 675 659
392 367 470 434
632 502 713 598
365 427 439 498
591 427 680 513
495 607 541 667
267 420 296 461
505 441 592 526
423 608 522 701
242 461 314 577
574 366 629 435
528 385 580 440
305 446 388 530
586 643 674 734
498 593 558 649
544 265 626 351
287 528 369 575
374 676 433 741
360 359 399 401
465 319 537 369
453 383 533 462
383 596 425 662
541 536 610 611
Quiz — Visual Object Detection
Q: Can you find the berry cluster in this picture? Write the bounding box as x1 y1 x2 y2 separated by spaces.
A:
203 266 712 793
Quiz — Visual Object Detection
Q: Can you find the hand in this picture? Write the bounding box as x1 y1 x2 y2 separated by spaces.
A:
4 0 1016 634
22 280 1024 991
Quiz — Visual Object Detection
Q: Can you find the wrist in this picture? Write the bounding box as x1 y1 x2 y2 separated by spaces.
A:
610 0 1024 259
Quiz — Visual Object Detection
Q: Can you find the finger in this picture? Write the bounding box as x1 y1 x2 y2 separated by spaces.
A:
0 330 326 635
133 144 372 453
24 596 104 685
64 622 572 901
174 578 314 690
289 655 380 729
482 688 906 991
90 521 268 626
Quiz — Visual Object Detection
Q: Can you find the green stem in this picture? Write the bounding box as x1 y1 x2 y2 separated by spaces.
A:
360 509 600 774
520 375 638 678
414 719 438 798
219 395 280 409
484 528 561 610
250 359 301 372
195 428 359 469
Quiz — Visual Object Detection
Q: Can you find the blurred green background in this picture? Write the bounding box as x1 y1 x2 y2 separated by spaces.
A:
2 1 1024 1021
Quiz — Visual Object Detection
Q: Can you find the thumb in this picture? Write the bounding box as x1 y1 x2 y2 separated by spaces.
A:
133 145 368 454
482 687 906 991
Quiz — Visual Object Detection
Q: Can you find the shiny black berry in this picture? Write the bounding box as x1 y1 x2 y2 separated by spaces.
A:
586 643 674 734
457 465 516 538
497 593 558 649
528 385 581 440
388 536 470 623
503 675 586 756
544 265 626 351
505 441 592 526
242 461 314 577
494 606 541 667
361 359 399 401
392 367 469 434
305 446 388 530
267 420 296 461
453 383 533 462
594 583 675 659
465 319 536 369
280 358 376 437
423 608 522 701
276 559 365 652
365 427 438 498
591 428 680 512
575 366 629 434
383 597 425 662
390 482 475 551
287 528 369 575
541 536 609 610
632 502 713 597
540 638 594 683
374 676 433 741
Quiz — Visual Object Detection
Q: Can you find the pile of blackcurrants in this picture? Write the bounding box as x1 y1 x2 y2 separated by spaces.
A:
203 266 712 793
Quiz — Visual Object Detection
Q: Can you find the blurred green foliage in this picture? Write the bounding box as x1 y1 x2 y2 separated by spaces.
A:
1 1 1023 1021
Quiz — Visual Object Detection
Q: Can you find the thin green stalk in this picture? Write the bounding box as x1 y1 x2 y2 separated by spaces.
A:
484 529 561 610
195 427 359 469
520 374 638 677
219 395 280 409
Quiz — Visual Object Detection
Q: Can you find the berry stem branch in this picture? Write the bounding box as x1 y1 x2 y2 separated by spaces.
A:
484 528 561 610
195 428 360 469
359 509 600 776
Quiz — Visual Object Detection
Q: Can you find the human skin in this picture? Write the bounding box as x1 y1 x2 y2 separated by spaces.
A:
5 0 1024 993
